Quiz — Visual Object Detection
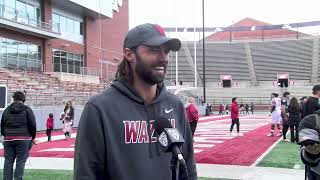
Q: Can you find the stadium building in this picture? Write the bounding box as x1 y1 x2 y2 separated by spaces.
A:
165 18 320 106
0 0 128 83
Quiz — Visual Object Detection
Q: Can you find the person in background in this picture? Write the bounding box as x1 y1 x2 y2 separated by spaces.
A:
300 96 308 109
301 85 320 119
1 91 36 180
186 97 199 138
245 103 249 114
225 104 229 114
268 93 282 137
250 102 254 114
205 104 210 116
46 113 54 141
219 104 224 115
62 101 74 123
230 97 240 135
281 92 290 141
288 97 301 143
62 116 72 140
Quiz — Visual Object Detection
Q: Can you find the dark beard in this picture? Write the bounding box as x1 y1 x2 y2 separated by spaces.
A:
135 53 166 85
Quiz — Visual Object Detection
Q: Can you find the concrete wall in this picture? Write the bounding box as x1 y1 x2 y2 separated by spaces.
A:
0 106 83 132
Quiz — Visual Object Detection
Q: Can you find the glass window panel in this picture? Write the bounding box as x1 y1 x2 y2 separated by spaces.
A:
37 46 41 60
7 57 17 68
59 16 66 32
67 52 74 59
6 39 17 49
61 63 67 72
0 38 6 47
52 13 59 24
75 66 80 74
53 63 60 72
26 4 35 20
80 22 84 35
36 7 40 21
80 54 84 61
68 59 74 65
16 1 26 17
28 44 36 52
28 52 37 59
19 59 27 68
53 56 60 64
6 47 17 57
66 18 74 33
61 56 67 65
4 0 15 8
4 0 15 20
74 21 80 35
74 54 80 60
75 61 80 66
60 51 67 58
18 42 28 50
68 64 74 73
18 49 28 59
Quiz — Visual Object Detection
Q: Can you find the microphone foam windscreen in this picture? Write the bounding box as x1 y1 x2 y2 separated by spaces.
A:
154 116 173 134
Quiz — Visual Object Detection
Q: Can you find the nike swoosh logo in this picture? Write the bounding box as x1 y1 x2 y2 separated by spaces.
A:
165 109 174 113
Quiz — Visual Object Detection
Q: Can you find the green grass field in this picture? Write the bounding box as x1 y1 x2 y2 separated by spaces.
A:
0 170 228 180
257 140 304 169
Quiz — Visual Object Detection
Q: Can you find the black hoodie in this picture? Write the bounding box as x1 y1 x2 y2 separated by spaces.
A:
1 102 36 140
74 78 197 180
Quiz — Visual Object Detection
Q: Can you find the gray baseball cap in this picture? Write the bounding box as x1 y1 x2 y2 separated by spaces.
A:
123 23 181 51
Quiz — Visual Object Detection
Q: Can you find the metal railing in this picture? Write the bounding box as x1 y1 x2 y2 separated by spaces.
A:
0 4 60 34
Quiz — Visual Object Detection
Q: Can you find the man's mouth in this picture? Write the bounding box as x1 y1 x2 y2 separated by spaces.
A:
154 66 165 71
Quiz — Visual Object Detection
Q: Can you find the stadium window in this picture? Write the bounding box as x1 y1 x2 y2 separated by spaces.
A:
4 0 15 9
59 16 67 33
74 21 80 35
67 18 74 33
51 49 84 74
80 22 84 35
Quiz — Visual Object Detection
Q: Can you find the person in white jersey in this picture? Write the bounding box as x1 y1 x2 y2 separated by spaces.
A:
268 93 283 137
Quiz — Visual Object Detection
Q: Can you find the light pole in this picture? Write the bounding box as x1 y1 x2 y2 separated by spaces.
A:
202 0 206 103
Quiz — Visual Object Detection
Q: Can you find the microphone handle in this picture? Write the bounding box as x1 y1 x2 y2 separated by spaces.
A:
172 146 189 179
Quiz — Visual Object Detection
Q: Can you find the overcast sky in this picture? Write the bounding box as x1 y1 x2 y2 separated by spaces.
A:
129 0 320 37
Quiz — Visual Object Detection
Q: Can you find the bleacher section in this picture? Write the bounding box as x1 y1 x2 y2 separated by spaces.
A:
166 37 315 83
0 68 107 107
250 39 313 81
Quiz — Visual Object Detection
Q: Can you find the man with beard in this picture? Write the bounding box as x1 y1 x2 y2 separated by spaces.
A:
74 23 197 180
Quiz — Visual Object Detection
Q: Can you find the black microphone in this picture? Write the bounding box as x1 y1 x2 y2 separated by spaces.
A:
154 116 188 170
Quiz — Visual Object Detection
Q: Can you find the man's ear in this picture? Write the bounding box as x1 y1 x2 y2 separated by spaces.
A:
123 48 135 63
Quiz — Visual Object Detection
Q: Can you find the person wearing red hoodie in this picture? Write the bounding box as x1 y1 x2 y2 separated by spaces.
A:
230 97 240 135
46 113 54 141
186 97 199 137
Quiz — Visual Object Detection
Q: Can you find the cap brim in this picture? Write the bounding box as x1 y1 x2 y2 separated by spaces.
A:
144 36 181 51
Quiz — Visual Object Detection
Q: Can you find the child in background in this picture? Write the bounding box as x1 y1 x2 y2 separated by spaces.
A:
63 116 73 140
46 113 54 141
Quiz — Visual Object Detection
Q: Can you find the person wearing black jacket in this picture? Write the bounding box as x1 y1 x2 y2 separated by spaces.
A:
1 91 36 180
301 85 320 119
288 97 301 143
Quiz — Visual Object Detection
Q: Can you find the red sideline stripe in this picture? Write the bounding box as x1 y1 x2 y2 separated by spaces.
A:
195 123 279 166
